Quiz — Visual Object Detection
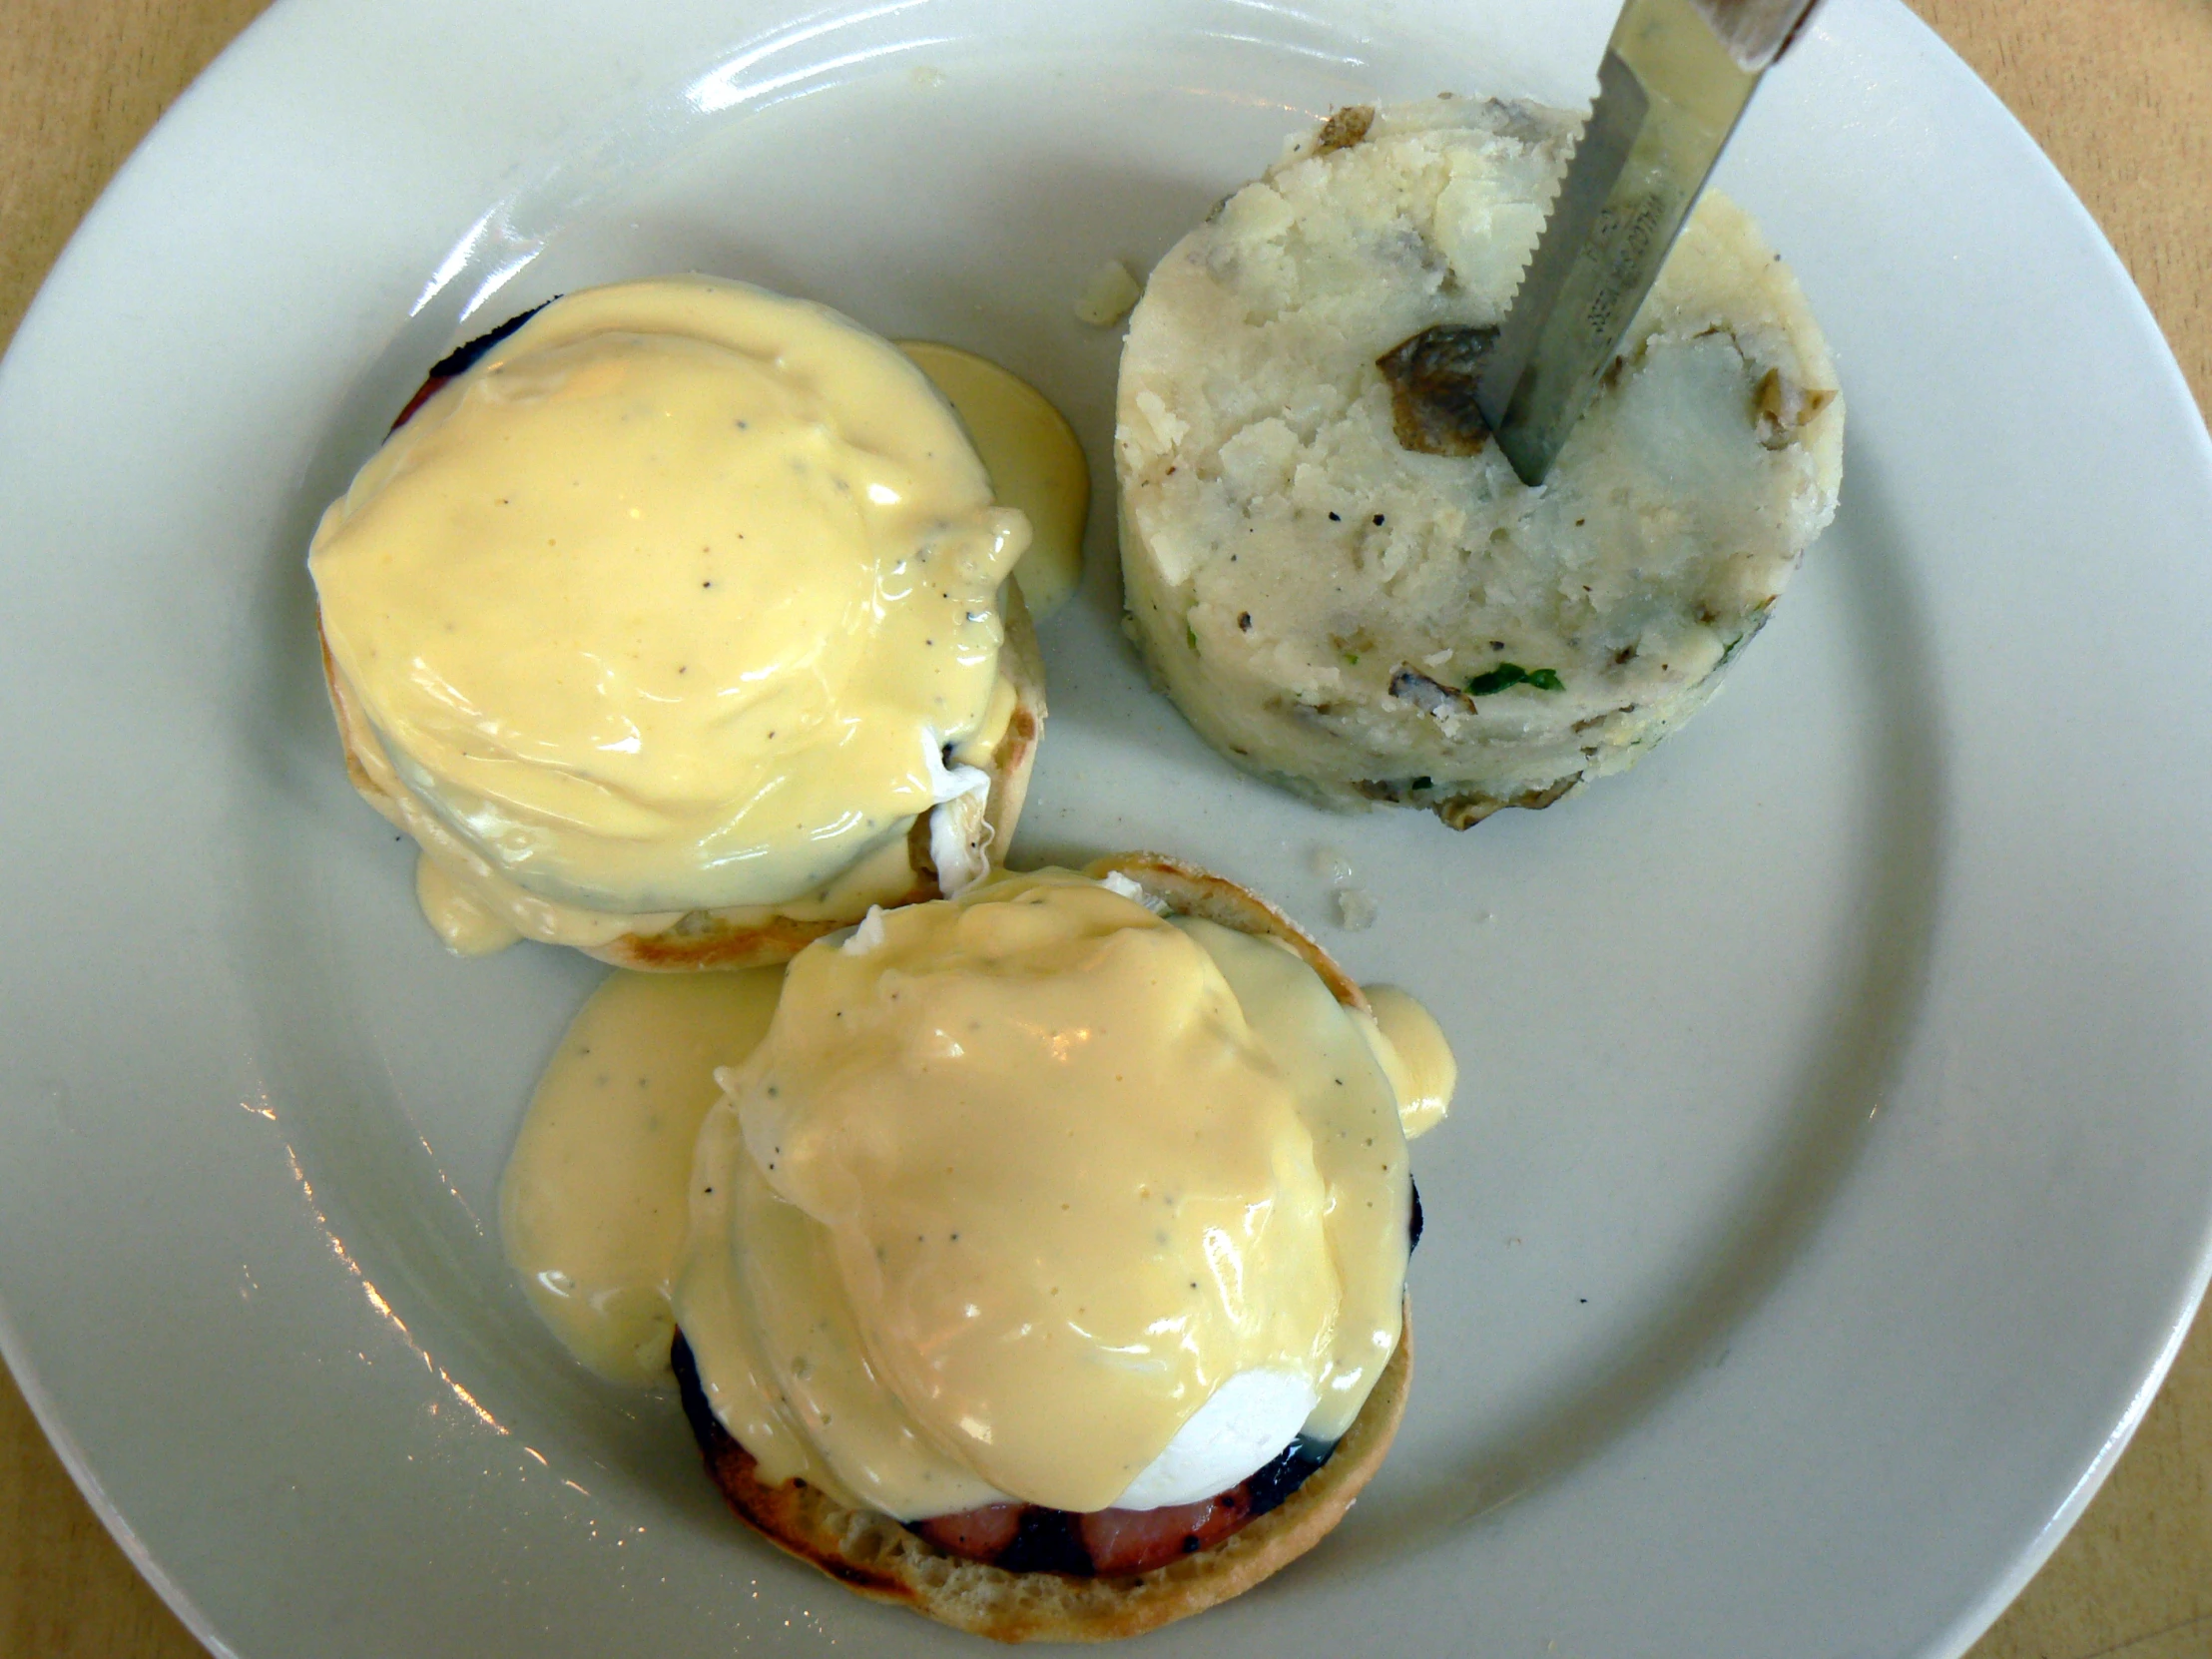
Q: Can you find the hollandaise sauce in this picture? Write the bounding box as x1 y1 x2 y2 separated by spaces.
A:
1363 984 1457 1141
501 870 1455 1523
501 967 785 1385
310 277 1088 952
897 341 1089 619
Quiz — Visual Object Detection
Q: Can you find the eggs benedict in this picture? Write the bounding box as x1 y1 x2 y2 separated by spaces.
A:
501 854 1455 1639
309 276 1048 966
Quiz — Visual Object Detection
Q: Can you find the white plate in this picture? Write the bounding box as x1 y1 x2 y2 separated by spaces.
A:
5 0 2212 1653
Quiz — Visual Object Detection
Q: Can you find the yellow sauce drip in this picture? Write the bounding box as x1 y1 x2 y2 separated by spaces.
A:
500 967 783 1384
898 341 1089 618
1362 984 1456 1139
309 276 1029 920
332 683 925 953
414 853 521 956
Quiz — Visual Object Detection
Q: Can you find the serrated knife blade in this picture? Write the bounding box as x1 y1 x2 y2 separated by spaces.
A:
1475 0 1824 485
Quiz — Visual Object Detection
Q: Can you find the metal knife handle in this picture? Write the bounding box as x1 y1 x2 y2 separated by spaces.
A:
1476 0 1803 484
1688 0 1825 69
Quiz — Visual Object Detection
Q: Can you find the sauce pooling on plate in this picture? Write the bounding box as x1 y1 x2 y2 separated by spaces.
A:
897 340 1089 619
500 967 783 1384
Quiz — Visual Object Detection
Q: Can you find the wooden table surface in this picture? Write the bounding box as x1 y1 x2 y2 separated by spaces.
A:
3 1 2209 1653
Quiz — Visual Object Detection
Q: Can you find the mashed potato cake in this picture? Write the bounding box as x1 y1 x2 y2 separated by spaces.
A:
1116 97 1843 828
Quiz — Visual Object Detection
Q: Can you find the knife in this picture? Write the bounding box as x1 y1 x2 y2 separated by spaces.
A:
1470 0 1825 485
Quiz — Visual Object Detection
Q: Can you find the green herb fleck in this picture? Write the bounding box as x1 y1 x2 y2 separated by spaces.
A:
1411 775 1432 792
1344 652 1360 666
1187 624 1199 651
1466 663 1564 696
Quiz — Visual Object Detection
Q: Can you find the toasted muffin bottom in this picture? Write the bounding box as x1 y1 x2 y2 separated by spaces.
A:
672 1322 1407 1644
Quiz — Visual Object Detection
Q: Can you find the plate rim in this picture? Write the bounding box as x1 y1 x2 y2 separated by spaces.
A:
3 1 2211 1655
